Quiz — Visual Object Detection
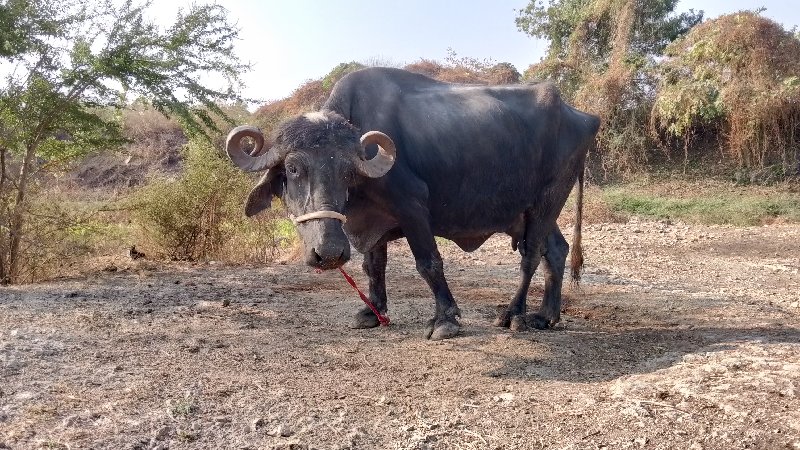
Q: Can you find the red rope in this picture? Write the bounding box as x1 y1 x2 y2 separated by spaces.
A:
338 267 390 326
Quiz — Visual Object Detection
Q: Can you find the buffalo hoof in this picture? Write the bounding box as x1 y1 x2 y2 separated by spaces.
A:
528 313 557 330
350 306 382 329
494 312 528 331
510 315 528 332
424 318 461 340
493 309 518 328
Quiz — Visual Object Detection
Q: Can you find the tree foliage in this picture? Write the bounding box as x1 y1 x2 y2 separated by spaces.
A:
517 0 700 94
653 11 800 171
517 0 702 174
0 0 249 283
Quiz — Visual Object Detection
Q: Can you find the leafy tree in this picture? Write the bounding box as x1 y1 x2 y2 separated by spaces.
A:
518 0 700 61
516 0 702 174
0 0 249 283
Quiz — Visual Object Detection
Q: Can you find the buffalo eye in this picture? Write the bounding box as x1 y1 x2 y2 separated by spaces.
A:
286 163 298 176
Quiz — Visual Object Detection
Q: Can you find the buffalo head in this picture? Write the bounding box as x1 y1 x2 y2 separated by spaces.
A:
226 111 395 270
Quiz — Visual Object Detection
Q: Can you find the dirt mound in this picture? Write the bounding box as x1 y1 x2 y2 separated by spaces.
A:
69 108 187 190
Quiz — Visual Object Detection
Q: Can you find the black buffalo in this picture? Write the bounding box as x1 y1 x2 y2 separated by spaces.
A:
226 67 600 340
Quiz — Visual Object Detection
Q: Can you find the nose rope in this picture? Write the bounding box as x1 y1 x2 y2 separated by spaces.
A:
302 213 387 324
337 268 390 326
289 211 347 224
314 267 390 326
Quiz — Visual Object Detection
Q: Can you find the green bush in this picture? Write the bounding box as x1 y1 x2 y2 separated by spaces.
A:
133 138 293 261
321 62 366 90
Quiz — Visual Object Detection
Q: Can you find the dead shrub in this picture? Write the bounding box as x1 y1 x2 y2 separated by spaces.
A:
652 11 800 173
404 59 445 78
0 186 130 283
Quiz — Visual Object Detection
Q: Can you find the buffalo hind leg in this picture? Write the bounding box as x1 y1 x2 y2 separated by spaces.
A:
351 243 389 329
494 213 547 331
529 227 568 329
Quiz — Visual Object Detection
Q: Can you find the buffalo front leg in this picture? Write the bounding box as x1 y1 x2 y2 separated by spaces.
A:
351 243 388 329
400 221 461 339
415 248 461 340
389 181 460 340
495 213 548 331
530 227 568 329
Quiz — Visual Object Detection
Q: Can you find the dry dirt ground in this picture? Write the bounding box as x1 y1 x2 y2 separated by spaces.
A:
2 220 799 450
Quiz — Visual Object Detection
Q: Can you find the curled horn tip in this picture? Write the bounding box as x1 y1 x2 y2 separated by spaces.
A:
356 131 396 178
226 125 276 172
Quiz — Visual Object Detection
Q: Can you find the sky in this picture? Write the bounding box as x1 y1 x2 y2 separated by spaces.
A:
151 0 800 105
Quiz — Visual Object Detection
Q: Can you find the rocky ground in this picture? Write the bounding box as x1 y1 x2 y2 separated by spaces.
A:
1 219 799 449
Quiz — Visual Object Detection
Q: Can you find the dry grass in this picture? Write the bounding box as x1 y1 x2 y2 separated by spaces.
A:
600 178 800 225
558 183 627 229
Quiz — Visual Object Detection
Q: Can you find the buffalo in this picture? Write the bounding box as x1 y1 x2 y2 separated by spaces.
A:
226 67 600 340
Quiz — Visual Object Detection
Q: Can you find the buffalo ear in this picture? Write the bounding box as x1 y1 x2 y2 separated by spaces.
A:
244 169 284 217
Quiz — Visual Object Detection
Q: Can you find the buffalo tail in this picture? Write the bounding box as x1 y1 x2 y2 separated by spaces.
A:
569 168 584 283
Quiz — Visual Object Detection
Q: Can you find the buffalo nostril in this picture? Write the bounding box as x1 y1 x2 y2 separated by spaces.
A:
312 248 323 265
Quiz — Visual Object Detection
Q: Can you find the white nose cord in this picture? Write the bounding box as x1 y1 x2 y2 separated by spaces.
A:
289 211 348 224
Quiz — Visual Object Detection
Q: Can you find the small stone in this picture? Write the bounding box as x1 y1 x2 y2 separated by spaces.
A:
155 425 174 440
251 418 265 428
62 415 79 427
213 415 231 424
493 392 515 402
267 424 293 437
196 301 221 311
790 301 799 308
221 298 231 307
14 391 36 401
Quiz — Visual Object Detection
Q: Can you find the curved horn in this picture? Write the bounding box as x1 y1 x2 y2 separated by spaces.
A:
356 131 396 178
226 125 286 172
